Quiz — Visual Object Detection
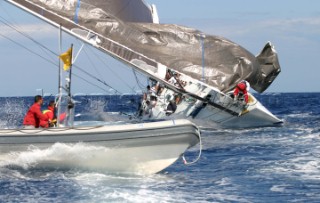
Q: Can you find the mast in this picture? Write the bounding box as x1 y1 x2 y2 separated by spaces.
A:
66 44 74 127
56 27 74 127
57 24 62 127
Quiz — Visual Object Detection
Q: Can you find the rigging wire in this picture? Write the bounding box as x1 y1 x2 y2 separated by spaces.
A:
0 30 110 94
132 68 147 90
0 31 57 66
72 63 122 94
0 27 113 94
0 15 57 62
0 3 147 95
80 44 131 92
84 44 137 93
0 14 122 94
71 72 111 94
79 43 105 83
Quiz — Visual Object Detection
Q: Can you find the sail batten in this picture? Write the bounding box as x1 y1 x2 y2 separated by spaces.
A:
4 0 281 93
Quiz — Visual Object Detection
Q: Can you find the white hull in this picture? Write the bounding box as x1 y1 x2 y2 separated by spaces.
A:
139 71 282 128
191 98 282 128
0 120 200 175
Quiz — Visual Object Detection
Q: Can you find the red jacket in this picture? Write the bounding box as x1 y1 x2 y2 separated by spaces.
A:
40 106 55 128
23 103 48 128
234 82 248 103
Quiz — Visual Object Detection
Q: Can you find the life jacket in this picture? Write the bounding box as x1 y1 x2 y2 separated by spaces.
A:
42 109 52 114
40 106 55 128
43 106 55 119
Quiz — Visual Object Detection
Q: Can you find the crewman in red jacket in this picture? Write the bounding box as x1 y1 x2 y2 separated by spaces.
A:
233 80 250 103
23 95 48 128
40 100 56 128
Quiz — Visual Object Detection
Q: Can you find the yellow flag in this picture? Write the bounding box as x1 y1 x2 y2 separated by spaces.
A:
59 47 73 71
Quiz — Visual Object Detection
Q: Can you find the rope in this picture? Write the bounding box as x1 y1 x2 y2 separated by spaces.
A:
182 127 202 165
0 125 105 135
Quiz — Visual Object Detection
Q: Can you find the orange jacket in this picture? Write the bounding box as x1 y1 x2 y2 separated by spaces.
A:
40 106 55 128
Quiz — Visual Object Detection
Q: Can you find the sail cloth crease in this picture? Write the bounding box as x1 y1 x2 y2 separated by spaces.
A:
7 0 281 93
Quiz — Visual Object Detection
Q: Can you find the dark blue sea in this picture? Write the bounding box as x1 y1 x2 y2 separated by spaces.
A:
0 93 319 202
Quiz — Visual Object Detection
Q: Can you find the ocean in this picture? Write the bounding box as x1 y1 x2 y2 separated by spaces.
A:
0 93 319 202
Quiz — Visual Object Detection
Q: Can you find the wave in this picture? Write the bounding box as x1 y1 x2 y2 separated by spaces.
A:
0 143 111 170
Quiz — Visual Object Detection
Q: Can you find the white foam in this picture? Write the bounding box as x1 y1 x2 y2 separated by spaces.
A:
0 143 110 169
270 185 289 192
259 132 320 181
215 177 232 186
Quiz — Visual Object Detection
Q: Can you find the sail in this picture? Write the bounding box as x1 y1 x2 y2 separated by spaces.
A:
5 0 280 93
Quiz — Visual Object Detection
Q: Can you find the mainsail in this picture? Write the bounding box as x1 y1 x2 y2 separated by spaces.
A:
5 0 281 93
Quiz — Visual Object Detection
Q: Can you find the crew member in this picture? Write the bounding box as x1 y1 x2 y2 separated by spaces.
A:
165 100 177 116
40 100 57 128
146 85 158 107
23 95 48 128
233 80 250 103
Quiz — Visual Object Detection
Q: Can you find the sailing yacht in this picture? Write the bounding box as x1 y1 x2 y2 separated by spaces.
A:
3 0 282 129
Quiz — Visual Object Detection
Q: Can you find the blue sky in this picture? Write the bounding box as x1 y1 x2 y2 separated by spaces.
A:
0 0 319 96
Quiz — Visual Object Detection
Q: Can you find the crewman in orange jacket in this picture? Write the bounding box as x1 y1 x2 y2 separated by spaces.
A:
40 100 56 128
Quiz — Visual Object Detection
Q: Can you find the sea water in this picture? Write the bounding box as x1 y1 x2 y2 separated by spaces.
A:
0 93 319 202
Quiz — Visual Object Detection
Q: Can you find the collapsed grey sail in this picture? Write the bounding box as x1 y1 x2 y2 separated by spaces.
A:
6 0 280 93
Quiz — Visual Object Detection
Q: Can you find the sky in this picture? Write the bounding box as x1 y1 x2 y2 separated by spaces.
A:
0 0 319 96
